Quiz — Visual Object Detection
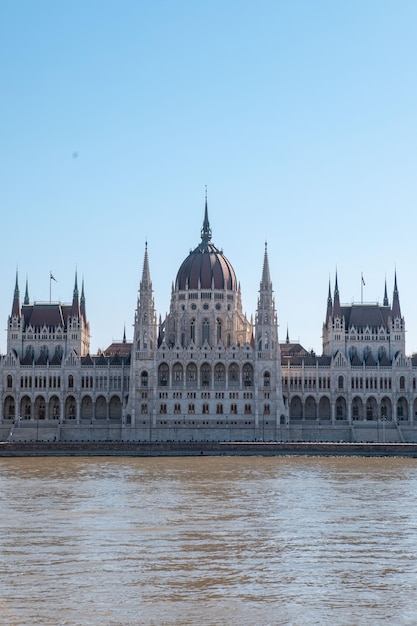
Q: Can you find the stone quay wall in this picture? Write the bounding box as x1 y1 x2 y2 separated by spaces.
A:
1 441 417 458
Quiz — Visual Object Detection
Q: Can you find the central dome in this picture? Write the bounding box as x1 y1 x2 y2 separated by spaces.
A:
175 202 237 291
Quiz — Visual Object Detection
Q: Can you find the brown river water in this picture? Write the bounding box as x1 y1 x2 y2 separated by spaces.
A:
0 456 416 625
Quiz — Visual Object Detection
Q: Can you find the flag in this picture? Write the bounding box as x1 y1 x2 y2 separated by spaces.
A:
50 272 57 282
361 273 365 286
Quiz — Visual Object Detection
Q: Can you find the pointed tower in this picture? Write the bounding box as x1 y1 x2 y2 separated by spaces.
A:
7 270 24 355
24 276 29 305
255 243 276 351
127 242 158 427
323 271 345 357
134 242 157 353
67 270 90 356
80 277 87 323
71 271 80 318
333 271 341 318
383 278 389 307
390 271 405 357
392 271 401 319
255 243 287 425
11 270 21 318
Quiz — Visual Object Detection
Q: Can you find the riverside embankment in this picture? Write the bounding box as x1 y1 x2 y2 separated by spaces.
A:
2 441 417 457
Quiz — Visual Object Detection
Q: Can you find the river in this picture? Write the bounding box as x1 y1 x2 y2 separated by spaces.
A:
0 456 416 625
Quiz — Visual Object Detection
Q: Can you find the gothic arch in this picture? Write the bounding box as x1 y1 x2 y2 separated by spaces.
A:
352 396 363 420
304 396 316 420
20 395 32 420
290 396 302 420
366 396 378 421
158 363 169 387
243 363 253 387
109 396 122 419
4 395 15 420
186 362 197 386
80 395 93 420
228 363 239 385
172 362 184 386
397 397 408 422
48 395 60 420
335 396 347 420
65 395 77 420
214 363 225 385
201 363 211 387
95 395 107 420
318 396 331 419
380 396 392 421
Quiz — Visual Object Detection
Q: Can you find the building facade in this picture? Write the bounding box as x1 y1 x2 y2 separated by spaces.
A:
2 199 417 442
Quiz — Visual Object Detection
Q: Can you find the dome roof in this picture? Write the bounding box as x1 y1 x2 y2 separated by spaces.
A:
175 202 237 291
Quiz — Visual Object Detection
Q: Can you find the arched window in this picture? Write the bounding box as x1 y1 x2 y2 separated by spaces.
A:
190 318 196 343
158 363 169 387
68 375 74 389
214 363 225 383
202 318 210 344
229 363 239 383
263 372 270 388
243 363 253 387
400 376 406 390
338 376 344 390
216 319 222 343
140 371 148 387
187 363 197 382
201 363 211 387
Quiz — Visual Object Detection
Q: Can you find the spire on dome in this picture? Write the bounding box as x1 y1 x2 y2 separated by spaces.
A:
11 269 21 317
383 277 389 306
286 326 290 344
392 270 401 318
123 325 126 344
200 186 212 245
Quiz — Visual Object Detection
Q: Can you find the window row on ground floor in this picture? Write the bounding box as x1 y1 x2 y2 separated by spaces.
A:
2 394 123 420
288 395 416 420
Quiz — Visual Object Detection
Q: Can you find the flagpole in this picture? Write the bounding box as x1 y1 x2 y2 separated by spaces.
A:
50 271 51 303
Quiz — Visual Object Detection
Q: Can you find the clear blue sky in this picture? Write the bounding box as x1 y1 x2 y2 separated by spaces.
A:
1 1 417 354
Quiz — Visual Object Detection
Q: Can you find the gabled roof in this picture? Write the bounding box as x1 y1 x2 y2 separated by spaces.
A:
22 303 67 329
104 341 132 357
343 304 391 330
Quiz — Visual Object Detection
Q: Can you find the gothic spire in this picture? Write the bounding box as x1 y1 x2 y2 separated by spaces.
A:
71 269 80 317
392 270 401 318
383 277 389 306
333 270 341 317
80 277 86 322
141 241 152 290
260 242 272 291
11 269 21 317
24 276 29 305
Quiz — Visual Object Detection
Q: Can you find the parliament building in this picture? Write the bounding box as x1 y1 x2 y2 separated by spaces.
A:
2 199 417 443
